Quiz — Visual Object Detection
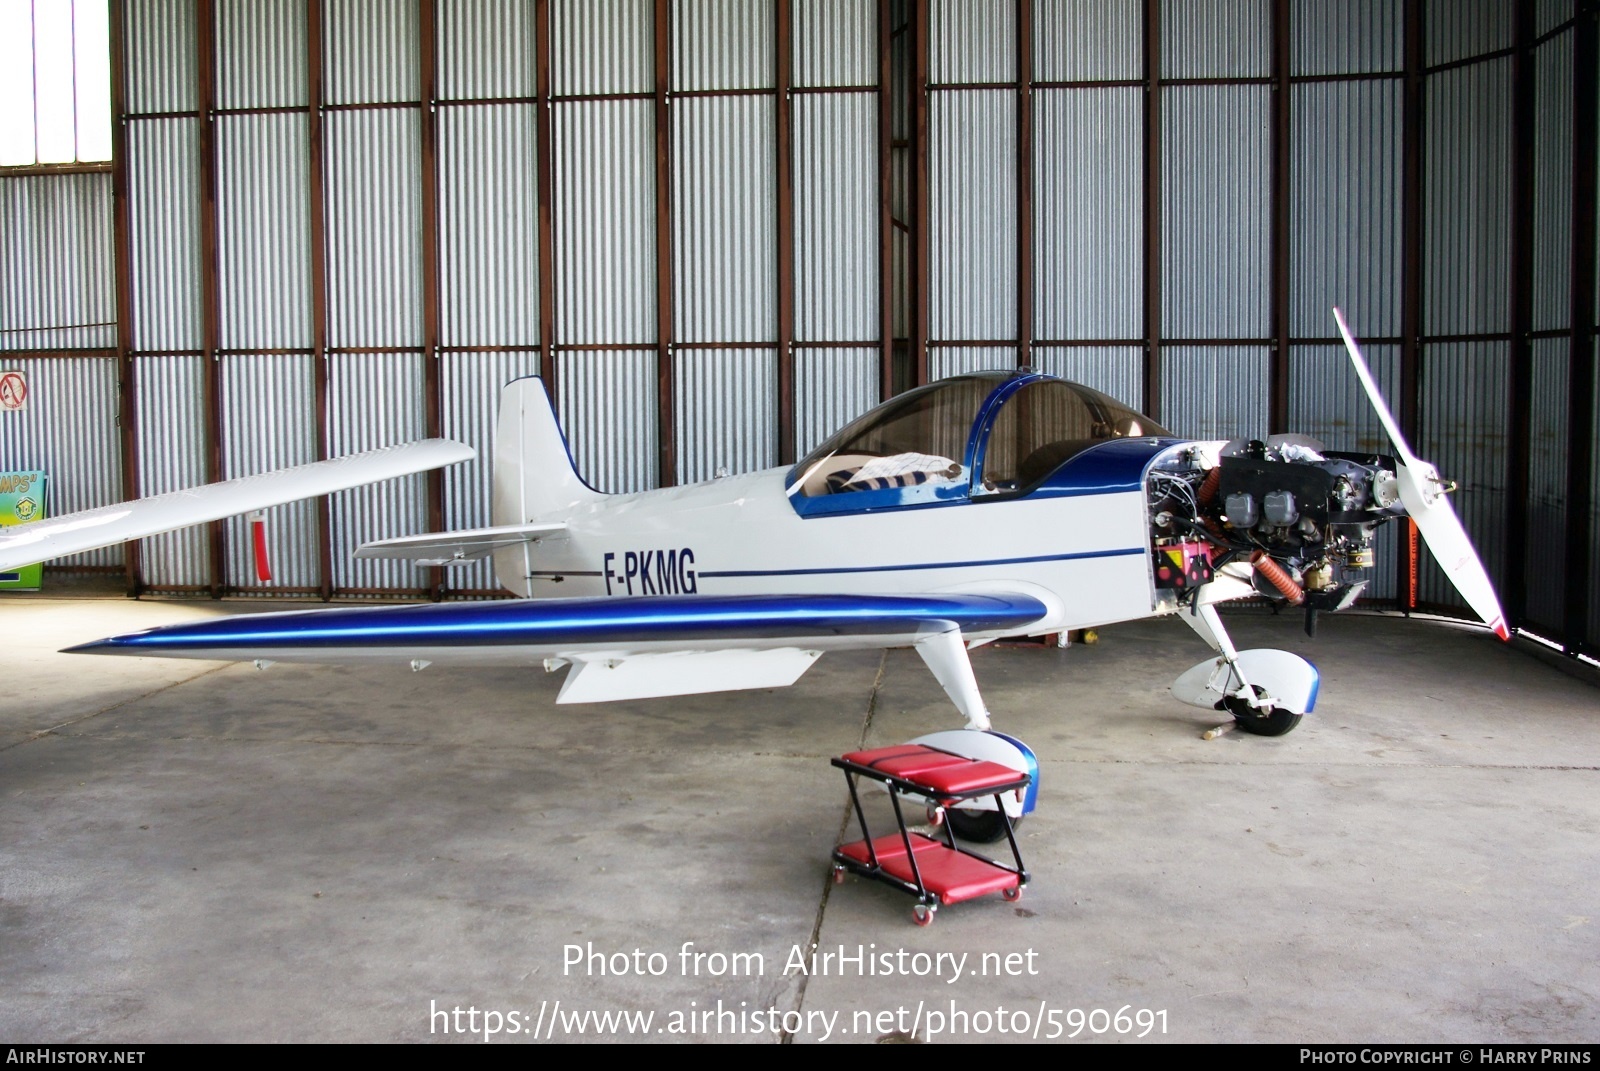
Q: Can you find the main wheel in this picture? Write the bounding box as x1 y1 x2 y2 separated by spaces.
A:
945 808 1020 844
1223 689 1303 736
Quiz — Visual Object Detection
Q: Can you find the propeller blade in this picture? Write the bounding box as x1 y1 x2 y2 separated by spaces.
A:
1333 308 1416 466
1404 484 1509 640
1332 307 1509 641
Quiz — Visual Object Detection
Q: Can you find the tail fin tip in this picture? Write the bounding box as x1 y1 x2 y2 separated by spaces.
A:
491 376 601 528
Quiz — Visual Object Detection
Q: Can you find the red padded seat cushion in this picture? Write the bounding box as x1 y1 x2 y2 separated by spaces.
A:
840 744 1026 797
910 759 1025 797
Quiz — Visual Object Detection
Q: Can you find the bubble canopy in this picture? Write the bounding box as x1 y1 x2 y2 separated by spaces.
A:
785 372 1170 516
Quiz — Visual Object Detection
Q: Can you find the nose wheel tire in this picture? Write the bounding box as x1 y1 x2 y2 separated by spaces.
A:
945 807 1020 844
1222 687 1304 737
1233 707 1303 736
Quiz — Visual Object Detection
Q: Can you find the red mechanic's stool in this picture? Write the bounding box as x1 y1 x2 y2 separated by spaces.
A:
831 743 1031 926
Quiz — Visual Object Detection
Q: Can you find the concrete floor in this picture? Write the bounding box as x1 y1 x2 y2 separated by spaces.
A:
2 591 1597 1044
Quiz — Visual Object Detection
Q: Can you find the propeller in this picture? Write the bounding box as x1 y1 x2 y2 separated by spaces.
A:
1332 308 1509 641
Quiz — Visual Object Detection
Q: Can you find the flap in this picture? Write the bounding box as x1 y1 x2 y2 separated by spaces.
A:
555 648 822 703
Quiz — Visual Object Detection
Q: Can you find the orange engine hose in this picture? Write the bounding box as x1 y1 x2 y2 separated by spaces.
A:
1251 550 1305 605
1195 468 1227 557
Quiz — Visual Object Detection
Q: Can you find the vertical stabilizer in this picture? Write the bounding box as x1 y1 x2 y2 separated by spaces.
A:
491 377 602 527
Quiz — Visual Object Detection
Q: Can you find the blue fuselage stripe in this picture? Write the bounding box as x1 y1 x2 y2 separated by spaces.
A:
698 546 1145 579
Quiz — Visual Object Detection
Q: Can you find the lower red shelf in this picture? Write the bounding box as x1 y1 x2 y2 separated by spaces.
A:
836 833 1021 905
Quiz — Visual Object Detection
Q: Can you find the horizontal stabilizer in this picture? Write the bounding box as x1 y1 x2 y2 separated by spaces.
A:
0 439 475 574
355 522 567 565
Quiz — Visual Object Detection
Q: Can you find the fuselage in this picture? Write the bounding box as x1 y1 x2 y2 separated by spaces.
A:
493 439 1181 640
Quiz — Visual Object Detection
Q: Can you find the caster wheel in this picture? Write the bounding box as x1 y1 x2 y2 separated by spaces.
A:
912 904 935 927
831 866 845 885
926 805 945 827
1002 885 1022 902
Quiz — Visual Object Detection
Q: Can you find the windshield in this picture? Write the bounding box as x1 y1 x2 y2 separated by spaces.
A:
977 379 1170 494
787 372 1169 503
789 375 1004 498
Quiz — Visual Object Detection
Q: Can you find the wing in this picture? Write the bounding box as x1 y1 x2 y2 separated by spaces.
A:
0 439 475 574
64 592 1049 704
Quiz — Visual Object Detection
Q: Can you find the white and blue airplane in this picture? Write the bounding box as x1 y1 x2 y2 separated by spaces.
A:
2 311 1506 839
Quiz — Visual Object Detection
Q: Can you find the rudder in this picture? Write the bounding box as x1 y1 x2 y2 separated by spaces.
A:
491 377 601 527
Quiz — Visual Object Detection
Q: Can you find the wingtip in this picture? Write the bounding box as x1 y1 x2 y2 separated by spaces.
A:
61 640 116 656
61 635 150 656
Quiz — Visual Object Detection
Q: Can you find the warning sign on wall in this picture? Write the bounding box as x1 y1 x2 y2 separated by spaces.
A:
0 371 26 412
0 471 47 590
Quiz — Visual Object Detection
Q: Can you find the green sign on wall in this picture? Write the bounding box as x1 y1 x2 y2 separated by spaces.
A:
0 471 47 591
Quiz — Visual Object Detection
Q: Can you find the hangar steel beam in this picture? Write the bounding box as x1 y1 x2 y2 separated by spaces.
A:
1141 0 1162 421
1269 0 1290 433
420 0 445 601
653 0 677 487
307 0 333 602
910 0 930 388
535 0 558 402
878 0 895 402
1506 0 1537 629
1016 0 1033 371
1399 0 1424 613
110 0 142 596
1566 0 1599 654
197 0 225 599
775 0 795 465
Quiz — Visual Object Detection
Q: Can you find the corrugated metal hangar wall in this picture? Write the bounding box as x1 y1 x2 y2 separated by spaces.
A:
1 0 1597 658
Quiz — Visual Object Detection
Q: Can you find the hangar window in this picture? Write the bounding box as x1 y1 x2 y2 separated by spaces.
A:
0 0 113 168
